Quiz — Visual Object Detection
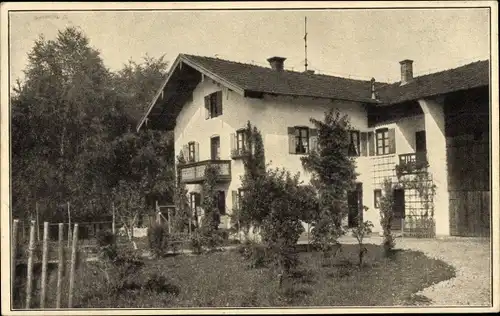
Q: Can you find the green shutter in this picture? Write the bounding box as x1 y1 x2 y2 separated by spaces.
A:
230 133 236 155
288 127 296 154
195 142 200 162
182 144 189 162
368 132 375 156
360 132 368 156
388 128 396 154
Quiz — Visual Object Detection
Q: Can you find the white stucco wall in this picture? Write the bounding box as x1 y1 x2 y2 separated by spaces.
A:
173 78 439 234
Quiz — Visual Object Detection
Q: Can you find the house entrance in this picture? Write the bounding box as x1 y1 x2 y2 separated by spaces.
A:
392 188 405 230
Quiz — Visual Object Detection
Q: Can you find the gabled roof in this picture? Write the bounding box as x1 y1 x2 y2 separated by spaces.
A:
137 54 489 131
376 60 489 105
181 54 384 103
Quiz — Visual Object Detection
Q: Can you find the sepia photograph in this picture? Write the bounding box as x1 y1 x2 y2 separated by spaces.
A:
1 1 498 315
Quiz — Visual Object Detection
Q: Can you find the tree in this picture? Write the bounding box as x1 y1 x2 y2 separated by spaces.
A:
172 151 191 233
300 109 358 253
198 164 224 250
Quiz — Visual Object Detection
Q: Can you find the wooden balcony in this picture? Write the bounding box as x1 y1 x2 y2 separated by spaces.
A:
397 152 428 174
178 160 232 184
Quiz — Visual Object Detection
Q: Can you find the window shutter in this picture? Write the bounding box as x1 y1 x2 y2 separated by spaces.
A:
232 190 238 210
360 132 368 156
368 132 375 156
204 95 210 119
288 127 296 154
216 91 223 115
182 144 189 161
195 193 201 207
388 128 396 154
230 133 236 153
309 128 318 153
195 142 200 162
218 191 226 215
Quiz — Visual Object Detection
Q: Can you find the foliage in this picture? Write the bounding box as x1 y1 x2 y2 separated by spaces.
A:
379 178 396 256
395 166 436 217
198 164 224 251
190 231 204 255
237 241 269 269
96 229 118 260
147 223 170 258
11 26 174 222
173 151 191 233
351 206 374 267
300 109 358 252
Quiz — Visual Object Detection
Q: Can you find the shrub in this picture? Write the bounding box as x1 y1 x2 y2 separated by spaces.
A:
147 223 169 257
96 229 118 260
379 178 396 256
237 241 268 268
144 274 180 295
190 231 204 255
351 207 374 267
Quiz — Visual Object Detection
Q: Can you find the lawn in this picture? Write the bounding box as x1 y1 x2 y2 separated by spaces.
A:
31 243 456 308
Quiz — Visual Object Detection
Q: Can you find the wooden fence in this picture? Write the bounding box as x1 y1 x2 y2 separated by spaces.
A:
11 219 80 309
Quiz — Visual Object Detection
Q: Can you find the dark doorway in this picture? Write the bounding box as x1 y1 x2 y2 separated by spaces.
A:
392 188 405 230
415 131 427 153
348 183 363 228
211 136 220 160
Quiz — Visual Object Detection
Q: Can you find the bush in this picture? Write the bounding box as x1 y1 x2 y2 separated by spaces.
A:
147 223 169 257
144 273 180 295
96 229 118 260
190 231 204 255
237 241 268 268
379 178 396 256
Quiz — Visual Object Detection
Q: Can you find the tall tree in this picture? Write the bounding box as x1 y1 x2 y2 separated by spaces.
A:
300 109 358 249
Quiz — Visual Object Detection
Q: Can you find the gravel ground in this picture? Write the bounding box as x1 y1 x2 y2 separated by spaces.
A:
396 237 492 307
330 235 492 307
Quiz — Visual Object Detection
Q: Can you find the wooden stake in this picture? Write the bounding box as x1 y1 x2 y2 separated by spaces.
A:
68 223 79 308
67 202 71 248
56 223 63 309
36 202 40 242
167 209 171 234
11 219 19 305
112 202 116 235
25 220 36 309
40 222 49 308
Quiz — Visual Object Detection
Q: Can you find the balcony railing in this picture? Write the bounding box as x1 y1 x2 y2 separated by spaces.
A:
231 148 250 159
397 151 428 175
178 160 232 184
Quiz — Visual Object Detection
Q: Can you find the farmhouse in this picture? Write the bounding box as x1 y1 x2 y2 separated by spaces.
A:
137 54 490 237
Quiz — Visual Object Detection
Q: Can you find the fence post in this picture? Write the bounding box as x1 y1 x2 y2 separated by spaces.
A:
40 222 49 308
167 209 171 234
36 202 40 242
56 223 64 308
11 219 19 306
112 202 116 235
67 202 71 248
68 223 79 308
25 220 36 309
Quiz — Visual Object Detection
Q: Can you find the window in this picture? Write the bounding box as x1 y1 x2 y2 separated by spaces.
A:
295 127 309 154
236 129 247 151
376 128 389 155
205 91 223 119
210 136 220 160
232 189 245 210
188 142 196 162
348 130 360 156
374 189 382 209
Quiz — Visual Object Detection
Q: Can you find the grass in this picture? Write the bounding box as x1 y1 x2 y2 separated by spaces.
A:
13 243 456 308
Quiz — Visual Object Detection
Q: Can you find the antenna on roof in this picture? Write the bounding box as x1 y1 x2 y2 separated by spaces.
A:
304 16 308 72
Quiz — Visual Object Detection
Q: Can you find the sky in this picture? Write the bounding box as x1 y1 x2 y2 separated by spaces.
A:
8 7 490 86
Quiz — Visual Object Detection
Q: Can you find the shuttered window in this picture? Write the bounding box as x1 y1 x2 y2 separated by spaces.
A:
375 128 396 155
204 91 223 119
188 142 196 162
360 132 368 156
348 131 360 156
374 189 382 209
288 126 317 154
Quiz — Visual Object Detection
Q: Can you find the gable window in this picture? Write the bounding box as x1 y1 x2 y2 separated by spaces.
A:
374 189 382 209
348 130 360 156
205 91 223 119
375 128 396 155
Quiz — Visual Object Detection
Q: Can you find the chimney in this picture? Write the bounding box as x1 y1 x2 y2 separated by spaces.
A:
399 59 414 85
267 56 286 71
370 77 377 100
